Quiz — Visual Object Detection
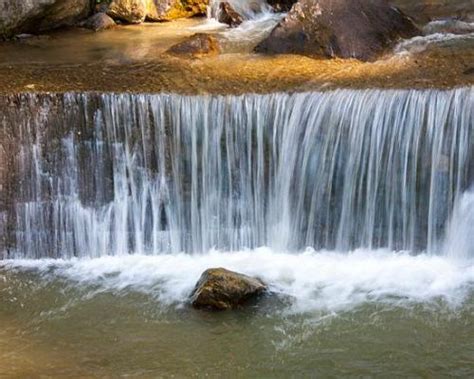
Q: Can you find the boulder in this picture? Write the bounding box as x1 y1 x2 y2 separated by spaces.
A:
82 13 116 31
255 0 420 61
0 0 91 39
166 33 220 57
217 2 243 27
107 0 148 23
191 268 267 310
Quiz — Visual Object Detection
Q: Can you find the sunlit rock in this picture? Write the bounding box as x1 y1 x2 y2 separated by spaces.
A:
255 0 420 61
166 33 220 57
82 13 116 32
191 268 267 310
217 2 243 27
146 0 208 21
107 0 148 23
0 0 91 39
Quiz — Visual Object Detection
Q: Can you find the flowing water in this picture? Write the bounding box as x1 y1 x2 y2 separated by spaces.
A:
1 88 473 376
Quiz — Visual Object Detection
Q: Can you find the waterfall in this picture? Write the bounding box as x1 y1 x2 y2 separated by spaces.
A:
1 88 473 259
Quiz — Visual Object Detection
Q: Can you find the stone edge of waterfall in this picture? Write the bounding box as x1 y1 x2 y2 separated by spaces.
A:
1 86 473 259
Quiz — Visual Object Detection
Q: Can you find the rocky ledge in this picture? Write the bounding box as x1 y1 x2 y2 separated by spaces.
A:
190 268 267 310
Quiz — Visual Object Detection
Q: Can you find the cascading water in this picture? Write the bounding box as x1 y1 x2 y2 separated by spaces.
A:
1 88 473 259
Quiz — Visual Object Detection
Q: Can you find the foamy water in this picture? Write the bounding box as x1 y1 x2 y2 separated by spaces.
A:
2 249 473 313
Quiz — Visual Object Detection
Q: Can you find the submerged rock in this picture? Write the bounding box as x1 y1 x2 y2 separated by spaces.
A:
255 0 420 61
0 0 91 39
166 33 220 57
217 2 243 27
191 268 267 310
82 13 116 32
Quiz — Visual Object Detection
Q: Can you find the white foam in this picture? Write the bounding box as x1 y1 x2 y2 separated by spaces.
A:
2 249 473 313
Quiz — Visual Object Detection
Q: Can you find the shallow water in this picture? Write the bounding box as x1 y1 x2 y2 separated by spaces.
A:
1 250 473 377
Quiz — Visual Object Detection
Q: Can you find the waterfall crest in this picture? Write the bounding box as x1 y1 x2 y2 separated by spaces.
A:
1 88 473 258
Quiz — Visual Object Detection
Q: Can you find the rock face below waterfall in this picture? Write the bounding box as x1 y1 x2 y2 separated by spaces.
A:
191 268 267 310
0 0 91 39
166 33 220 57
255 0 420 61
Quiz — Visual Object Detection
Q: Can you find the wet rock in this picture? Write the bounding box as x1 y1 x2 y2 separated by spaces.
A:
191 268 267 310
255 0 420 61
267 0 297 12
82 13 116 32
166 33 220 57
391 0 474 24
217 2 243 27
0 0 91 39
107 0 148 23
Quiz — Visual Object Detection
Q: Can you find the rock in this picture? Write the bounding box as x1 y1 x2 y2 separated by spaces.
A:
166 33 220 57
107 0 148 23
217 2 243 27
0 0 91 39
255 0 420 61
107 0 208 23
266 0 296 12
146 0 209 21
391 0 474 24
191 268 267 310
82 13 116 32
95 2 110 14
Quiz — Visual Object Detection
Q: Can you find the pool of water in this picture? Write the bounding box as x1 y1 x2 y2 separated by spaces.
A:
1 250 473 377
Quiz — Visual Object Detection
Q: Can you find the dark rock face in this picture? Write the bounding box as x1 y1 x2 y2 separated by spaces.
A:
82 13 116 32
255 0 420 61
166 33 220 57
0 0 91 39
218 2 243 27
191 268 267 310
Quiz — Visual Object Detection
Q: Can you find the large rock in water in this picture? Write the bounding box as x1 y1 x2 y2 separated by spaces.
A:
191 268 267 310
0 0 91 38
255 0 420 61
